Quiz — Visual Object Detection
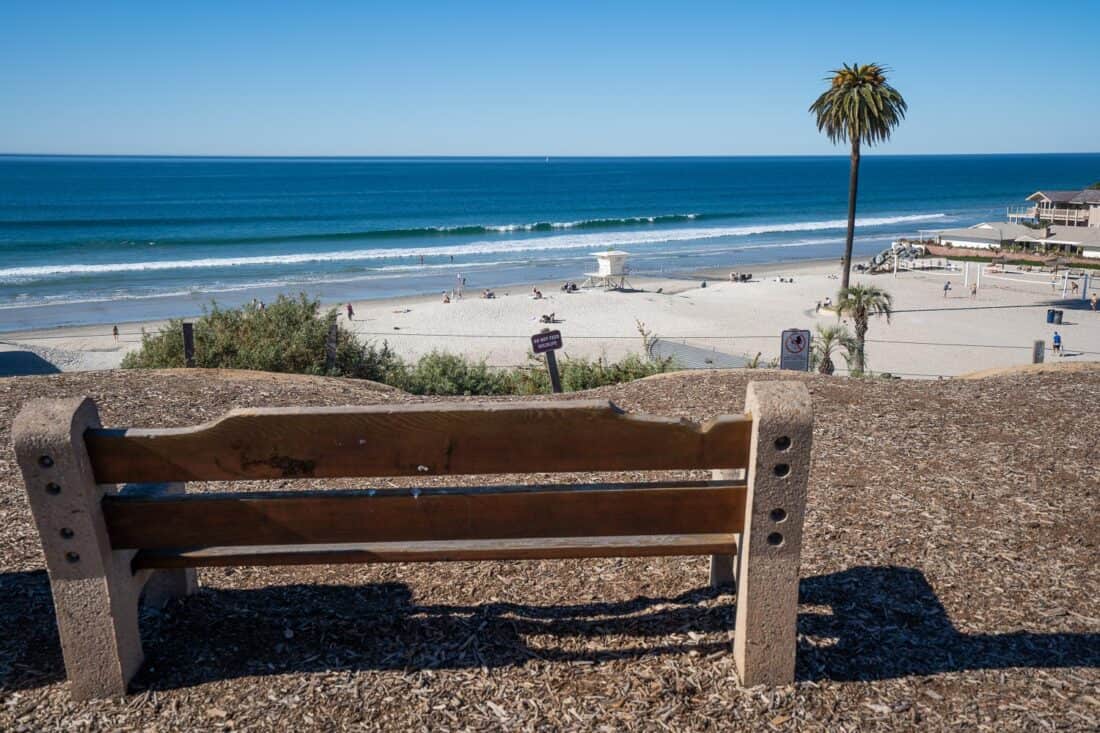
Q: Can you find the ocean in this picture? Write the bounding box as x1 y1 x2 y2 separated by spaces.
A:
2 154 1098 331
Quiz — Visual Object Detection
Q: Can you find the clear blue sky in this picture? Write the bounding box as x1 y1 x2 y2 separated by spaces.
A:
2 1 1097 156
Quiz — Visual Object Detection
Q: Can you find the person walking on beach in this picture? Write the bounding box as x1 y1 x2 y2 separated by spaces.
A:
1052 331 1062 356
346 303 354 320
970 282 977 299
112 325 119 342
943 280 952 298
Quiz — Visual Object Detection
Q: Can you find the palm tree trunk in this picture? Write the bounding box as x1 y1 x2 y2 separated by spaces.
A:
842 138 861 290
854 319 867 375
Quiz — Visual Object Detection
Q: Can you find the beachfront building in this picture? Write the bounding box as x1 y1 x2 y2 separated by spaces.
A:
935 222 1038 250
935 222 1100 258
1007 189 1100 228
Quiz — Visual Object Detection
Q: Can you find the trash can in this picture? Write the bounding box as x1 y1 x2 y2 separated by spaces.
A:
1046 309 1055 323
1054 310 1064 325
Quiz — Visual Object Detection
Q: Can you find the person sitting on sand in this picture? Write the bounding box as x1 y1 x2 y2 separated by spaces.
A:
442 291 450 304
532 287 543 299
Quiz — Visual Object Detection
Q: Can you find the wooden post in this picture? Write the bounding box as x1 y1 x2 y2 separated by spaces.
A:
325 322 338 373
545 350 563 393
12 398 197 700
734 381 812 686
182 322 195 367
1033 340 1045 364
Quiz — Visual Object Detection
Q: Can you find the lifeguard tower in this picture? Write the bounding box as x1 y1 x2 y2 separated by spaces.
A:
582 250 632 290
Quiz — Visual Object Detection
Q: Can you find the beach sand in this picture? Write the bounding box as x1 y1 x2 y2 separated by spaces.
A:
3 259 1098 378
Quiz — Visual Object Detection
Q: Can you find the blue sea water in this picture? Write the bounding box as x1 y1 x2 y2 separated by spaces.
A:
2 154 1098 331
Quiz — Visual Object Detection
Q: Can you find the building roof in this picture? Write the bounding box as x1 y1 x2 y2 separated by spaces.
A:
936 222 1038 242
1026 189 1100 205
1015 225 1100 248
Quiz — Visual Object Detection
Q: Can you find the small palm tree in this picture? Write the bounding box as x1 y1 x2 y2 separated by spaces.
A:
836 284 893 375
812 324 856 376
810 63 907 289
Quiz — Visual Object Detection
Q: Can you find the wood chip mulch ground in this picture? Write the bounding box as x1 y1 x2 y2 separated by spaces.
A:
0 366 1097 731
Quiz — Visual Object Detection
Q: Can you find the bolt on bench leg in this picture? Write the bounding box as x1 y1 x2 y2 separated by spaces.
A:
12 398 191 700
734 382 812 686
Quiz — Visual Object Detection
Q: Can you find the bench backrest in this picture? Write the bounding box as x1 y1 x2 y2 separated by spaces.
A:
13 379 811 696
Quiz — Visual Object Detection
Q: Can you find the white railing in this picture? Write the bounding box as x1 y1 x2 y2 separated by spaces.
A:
1036 207 1090 223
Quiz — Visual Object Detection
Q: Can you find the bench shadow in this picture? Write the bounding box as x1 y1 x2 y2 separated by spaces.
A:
797 566 1099 681
1 566 1095 694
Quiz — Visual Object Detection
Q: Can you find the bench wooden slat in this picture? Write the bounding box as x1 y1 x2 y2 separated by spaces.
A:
104 480 746 550
85 400 752 483
132 534 740 568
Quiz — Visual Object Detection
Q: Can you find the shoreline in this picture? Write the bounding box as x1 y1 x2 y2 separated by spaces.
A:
3 256 1097 379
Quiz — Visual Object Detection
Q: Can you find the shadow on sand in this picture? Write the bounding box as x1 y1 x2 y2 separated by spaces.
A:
0 350 61 377
1 565 1095 693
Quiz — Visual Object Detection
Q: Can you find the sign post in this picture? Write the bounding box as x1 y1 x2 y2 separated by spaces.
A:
779 328 811 372
531 329 564 393
182 322 195 367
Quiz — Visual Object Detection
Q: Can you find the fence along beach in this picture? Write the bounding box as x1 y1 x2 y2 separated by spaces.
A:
4 257 1098 379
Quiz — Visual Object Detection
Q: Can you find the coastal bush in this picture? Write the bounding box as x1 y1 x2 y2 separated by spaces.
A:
121 295 404 381
506 352 676 394
122 296 679 394
397 351 514 396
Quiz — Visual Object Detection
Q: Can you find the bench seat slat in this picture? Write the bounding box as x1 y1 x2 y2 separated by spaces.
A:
85 400 752 483
132 534 741 569
104 480 747 550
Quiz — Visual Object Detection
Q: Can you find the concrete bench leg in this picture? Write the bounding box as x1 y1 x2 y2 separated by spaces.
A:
709 470 740 588
734 382 812 686
12 398 195 700
119 482 199 609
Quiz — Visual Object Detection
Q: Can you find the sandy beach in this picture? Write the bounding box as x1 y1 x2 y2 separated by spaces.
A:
3 258 1098 378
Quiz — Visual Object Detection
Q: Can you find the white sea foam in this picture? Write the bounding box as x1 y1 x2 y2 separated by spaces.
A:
0 213 945 281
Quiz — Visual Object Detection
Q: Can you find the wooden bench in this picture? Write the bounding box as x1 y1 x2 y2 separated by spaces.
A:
13 380 812 699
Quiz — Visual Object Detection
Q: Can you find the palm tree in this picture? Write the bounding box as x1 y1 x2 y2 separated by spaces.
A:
812 324 856 375
810 63 907 289
836 284 893 375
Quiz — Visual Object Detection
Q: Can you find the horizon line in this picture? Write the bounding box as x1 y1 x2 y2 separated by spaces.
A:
2 151 1099 161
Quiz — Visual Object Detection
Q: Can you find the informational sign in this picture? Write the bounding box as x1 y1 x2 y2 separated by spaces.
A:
531 329 563 354
779 328 812 372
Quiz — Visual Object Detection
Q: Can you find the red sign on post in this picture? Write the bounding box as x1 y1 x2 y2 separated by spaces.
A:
531 330 563 354
779 328 811 372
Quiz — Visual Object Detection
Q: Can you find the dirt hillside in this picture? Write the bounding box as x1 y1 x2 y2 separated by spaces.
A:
1 367 1097 731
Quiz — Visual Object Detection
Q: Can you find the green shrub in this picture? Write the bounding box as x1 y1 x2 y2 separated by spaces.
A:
508 352 676 394
122 296 678 395
398 351 514 396
121 294 404 381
